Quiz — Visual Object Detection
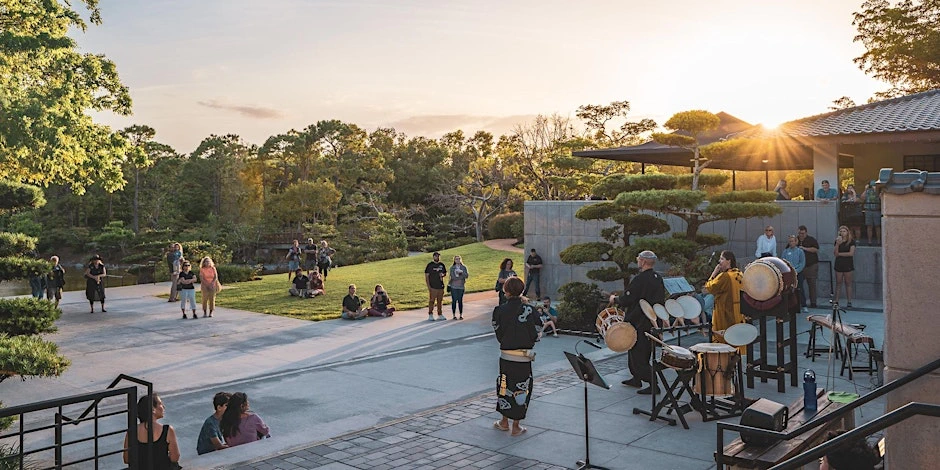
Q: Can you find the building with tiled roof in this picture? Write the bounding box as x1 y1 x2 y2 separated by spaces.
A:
574 89 940 189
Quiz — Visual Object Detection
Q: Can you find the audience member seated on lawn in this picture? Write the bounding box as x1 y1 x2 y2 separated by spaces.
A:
342 284 368 320
367 284 396 317
537 297 558 338
307 268 324 297
197 392 230 455
220 392 270 448
820 430 881 470
288 269 309 298
124 394 181 469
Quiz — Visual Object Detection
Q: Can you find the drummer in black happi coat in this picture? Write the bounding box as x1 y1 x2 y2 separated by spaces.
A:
492 277 539 436
610 250 666 395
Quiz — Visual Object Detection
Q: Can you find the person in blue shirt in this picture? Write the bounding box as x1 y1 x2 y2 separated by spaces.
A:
536 297 558 338
816 180 838 201
197 392 230 455
781 235 807 312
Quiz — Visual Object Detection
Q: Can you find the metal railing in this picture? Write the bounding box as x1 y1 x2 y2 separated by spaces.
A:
769 402 940 469
0 375 153 469
716 356 940 468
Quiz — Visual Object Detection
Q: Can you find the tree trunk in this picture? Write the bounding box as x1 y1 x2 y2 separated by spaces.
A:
133 167 140 233
691 147 701 190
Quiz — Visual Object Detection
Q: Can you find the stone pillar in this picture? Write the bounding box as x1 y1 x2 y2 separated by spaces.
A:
812 144 839 196
880 173 940 469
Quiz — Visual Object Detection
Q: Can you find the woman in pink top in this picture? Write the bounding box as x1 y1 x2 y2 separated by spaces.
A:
199 257 221 317
220 392 270 447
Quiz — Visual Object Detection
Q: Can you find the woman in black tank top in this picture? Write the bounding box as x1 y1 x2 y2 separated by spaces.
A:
124 394 181 469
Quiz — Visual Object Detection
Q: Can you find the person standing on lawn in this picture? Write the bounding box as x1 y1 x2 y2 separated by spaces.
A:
286 239 301 281
425 251 447 321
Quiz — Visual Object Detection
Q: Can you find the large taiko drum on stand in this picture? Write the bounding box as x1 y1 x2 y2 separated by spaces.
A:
596 307 637 352
690 343 738 396
742 257 798 310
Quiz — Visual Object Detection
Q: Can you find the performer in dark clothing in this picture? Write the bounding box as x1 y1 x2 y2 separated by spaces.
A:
610 250 665 395
492 277 538 437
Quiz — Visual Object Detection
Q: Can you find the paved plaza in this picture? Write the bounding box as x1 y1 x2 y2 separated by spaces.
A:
1 282 886 470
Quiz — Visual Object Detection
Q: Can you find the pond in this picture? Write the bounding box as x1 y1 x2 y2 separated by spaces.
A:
0 265 152 297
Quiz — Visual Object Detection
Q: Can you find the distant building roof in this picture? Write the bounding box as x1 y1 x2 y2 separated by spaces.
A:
574 90 940 171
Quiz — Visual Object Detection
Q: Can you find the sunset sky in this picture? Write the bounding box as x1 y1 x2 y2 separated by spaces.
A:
78 0 886 153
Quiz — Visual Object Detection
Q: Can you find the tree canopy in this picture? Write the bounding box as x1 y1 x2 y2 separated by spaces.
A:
853 0 940 98
0 0 132 192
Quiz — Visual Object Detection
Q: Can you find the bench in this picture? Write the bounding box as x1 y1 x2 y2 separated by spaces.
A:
806 314 876 380
718 388 855 469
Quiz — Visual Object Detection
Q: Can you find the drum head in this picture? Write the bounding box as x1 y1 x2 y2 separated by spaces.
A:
742 260 783 301
669 345 694 358
664 298 684 319
605 322 637 352
724 323 760 346
639 299 657 324
676 295 702 320
689 342 737 353
653 303 669 321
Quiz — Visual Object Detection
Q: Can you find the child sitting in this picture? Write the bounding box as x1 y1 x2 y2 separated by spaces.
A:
537 296 559 338
288 269 309 297
341 284 368 320
367 284 395 317
307 268 325 297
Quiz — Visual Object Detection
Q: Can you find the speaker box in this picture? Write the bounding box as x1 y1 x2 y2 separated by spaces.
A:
740 398 789 446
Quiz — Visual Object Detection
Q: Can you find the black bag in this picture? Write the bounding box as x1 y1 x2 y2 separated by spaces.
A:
446 286 451 293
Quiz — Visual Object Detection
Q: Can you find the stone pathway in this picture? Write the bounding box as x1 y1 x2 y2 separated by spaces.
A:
232 359 627 470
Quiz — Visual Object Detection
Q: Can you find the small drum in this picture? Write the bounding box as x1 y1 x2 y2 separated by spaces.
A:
664 298 684 319
653 303 670 321
596 307 637 353
690 343 738 396
660 345 696 370
639 299 657 325
724 323 760 347
676 295 702 320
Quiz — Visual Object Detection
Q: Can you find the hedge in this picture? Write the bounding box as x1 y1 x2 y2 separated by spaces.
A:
0 298 60 337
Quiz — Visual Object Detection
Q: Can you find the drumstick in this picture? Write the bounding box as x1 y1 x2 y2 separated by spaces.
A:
644 332 677 353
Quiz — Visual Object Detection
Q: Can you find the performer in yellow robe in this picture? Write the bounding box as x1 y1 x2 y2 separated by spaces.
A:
704 250 746 353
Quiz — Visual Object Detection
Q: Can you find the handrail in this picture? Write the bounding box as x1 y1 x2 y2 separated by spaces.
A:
716 357 940 465
61 373 152 424
769 402 940 470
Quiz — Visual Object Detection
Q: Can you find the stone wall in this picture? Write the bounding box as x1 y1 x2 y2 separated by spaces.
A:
523 200 883 302
881 189 940 470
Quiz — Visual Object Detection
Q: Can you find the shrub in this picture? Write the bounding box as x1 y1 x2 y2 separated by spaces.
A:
487 212 523 240
0 257 51 281
0 232 37 257
214 264 260 283
0 299 60 336
557 282 606 333
0 334 70 383
510 218 524 242
424 236 478 253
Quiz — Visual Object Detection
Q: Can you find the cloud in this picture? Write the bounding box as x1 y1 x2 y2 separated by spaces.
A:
385 114 539 138
197 99 285 119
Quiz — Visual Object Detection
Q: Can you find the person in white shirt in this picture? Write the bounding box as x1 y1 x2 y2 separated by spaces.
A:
755 226 777 258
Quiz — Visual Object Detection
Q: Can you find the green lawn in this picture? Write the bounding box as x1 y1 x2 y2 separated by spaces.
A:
212 242 519 321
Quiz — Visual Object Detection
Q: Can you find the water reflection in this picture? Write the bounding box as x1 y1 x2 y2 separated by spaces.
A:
0 266 148 297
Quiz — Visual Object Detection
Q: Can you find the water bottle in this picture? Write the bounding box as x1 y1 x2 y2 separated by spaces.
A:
803 370 817 412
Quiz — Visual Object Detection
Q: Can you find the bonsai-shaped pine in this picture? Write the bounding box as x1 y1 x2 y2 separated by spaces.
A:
561 171 782 293
0 181 70 429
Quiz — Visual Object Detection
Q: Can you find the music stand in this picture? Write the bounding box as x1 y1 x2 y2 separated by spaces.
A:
565 351 611 470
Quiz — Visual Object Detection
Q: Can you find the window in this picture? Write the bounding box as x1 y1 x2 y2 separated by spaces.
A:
904 155 940 172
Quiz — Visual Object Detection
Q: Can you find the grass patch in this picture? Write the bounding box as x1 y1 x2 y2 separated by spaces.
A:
211 242 518 321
